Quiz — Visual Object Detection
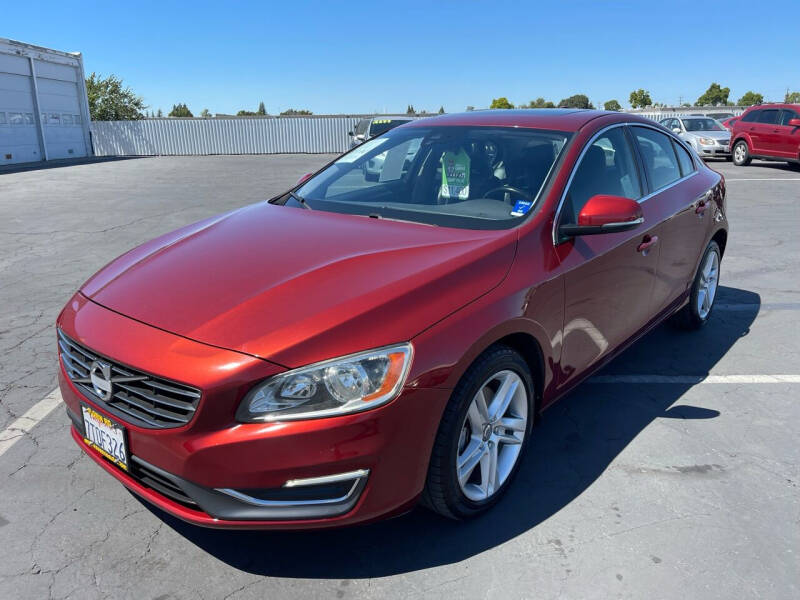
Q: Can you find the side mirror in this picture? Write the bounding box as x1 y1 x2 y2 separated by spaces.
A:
296 172 313 185
672 127 682 134
348 131 354 136
788 118 800 127
559 195 643 237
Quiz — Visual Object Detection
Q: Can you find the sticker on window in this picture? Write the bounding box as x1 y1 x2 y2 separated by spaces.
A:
440 149 470 200
511 200 533 217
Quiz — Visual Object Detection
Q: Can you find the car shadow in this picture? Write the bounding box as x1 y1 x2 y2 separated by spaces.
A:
135 285 759 578
0 155 147 175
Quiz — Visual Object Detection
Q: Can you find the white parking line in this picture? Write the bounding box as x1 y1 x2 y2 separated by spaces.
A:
726 178 800 181
0 388 62 459
589 374 800 384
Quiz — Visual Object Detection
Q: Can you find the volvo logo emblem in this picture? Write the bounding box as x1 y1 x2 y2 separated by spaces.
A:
89 361 113 401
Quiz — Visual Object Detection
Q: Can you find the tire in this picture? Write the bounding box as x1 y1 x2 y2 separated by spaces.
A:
787 161 800 171
732 140 751 166
421 345 535 520
671 241 721 330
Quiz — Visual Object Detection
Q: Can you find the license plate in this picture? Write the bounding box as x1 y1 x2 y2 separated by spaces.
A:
81 404 129 471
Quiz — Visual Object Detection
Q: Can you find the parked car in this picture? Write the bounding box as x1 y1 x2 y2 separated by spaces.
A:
659 116 731 159
707 112 734 121
720 116 739 130
730 104 800 168
58 109 728 529
349 116 414 147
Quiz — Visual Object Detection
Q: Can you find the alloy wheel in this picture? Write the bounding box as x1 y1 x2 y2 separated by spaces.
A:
456 370 528 502
697 249 719 319
734 143 746 163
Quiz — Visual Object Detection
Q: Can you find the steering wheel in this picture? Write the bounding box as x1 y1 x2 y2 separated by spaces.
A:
484 185 532 203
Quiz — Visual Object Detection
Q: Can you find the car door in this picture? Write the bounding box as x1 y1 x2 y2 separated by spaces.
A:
753 109 781 155
630 126 712 313
776 109 800 157
555 125 661 390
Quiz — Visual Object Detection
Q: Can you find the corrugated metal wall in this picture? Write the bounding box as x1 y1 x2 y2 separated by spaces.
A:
91 117 362 156
90 109 746 157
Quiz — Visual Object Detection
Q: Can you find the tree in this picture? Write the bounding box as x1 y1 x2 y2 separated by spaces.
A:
629 89 652 108
558 94 594 109
200 108 211 118
738 91 763 106
257 101 267 115
406 104 416 115
156 108 163 117
696 83 730 106
603 99 622 111
438 106 445 114
237 110 258 116
465 105 475 111
85 72 145 121
490 97 514 109
280 108 312 115
528 97 555 108
785 91 800 104
169 103 193 117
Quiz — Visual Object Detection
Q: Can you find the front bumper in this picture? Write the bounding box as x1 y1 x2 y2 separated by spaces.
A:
697 143 730 157
58 294 449 529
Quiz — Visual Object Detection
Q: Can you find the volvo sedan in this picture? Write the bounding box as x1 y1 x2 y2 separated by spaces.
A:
58 109 728 528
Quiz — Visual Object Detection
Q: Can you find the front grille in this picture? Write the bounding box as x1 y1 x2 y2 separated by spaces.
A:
718 139 730 147
58 330 201 429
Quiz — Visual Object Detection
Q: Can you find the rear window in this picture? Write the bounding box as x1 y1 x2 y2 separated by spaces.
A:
673 140 695 176
369 119 410 137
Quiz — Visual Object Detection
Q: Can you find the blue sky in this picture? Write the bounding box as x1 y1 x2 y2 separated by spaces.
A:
5 0 798 115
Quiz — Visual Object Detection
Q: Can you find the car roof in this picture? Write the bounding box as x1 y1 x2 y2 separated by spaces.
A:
743 103 799 111
403 109 628 132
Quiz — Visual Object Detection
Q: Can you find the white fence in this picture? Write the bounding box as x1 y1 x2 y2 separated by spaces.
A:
90 109 747 157
90 117 362 156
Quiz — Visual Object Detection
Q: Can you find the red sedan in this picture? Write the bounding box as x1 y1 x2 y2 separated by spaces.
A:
57 109 728 529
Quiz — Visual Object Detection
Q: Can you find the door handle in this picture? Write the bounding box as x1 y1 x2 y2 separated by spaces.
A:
637 235 658 254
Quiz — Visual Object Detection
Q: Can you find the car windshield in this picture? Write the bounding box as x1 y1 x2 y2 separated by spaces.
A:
282 126 571 229
369 119 411 137
683 118 724 132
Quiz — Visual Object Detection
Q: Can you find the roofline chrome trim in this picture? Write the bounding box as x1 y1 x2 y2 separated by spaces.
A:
551 121 700 246
214 469 369 508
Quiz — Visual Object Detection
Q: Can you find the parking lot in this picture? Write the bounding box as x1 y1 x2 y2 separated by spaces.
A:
1 155 798 599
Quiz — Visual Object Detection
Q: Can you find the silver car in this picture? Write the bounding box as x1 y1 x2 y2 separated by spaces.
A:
659 116 731 159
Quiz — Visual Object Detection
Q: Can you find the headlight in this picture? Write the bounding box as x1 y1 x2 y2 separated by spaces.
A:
697 137 715 146
236 344 413 422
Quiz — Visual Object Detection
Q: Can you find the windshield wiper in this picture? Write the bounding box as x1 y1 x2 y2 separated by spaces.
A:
289 191 312 210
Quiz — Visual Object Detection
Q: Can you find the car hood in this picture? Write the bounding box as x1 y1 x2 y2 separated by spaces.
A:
685 130 729 140
82 203 516 367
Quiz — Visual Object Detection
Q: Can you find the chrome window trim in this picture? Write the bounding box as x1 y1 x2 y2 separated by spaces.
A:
215 469 370 508
551 121 699 245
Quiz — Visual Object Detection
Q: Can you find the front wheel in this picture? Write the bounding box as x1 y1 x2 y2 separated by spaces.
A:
422 345 534 520
732 140 751 166
671 241 721 330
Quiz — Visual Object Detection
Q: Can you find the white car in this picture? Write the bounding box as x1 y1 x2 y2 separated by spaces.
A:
659 116 731 160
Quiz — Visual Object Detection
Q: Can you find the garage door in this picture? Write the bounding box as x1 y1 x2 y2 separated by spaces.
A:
34 59 87 160
0 53 41 164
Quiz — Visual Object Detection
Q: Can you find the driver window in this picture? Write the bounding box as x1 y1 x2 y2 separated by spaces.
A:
561 127 642 225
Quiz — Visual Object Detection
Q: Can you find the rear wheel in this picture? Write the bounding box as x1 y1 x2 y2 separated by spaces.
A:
671 241 721 330
732 140 751 166
422 345 534 520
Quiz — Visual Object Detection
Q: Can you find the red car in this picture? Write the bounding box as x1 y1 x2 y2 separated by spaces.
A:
730 103 800 168
57 109 728 529
720 116 738 131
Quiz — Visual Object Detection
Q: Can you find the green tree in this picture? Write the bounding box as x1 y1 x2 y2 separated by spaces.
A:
603 99 622 111
629 89 652 108
406 104 416 115
558 94 594 109
438 106 445 114
737 91 763 106
696 83 730 106
785 91 800 103
257 101 267 115
237 110 258 116
280 108 313 115
490 97 514 109
156 108 163 117
85 72 145 121
169 103 193 117
528 97 555 108
200 108 211 118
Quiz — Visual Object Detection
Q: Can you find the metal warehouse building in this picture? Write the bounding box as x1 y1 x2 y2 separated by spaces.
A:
0 38 91 166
